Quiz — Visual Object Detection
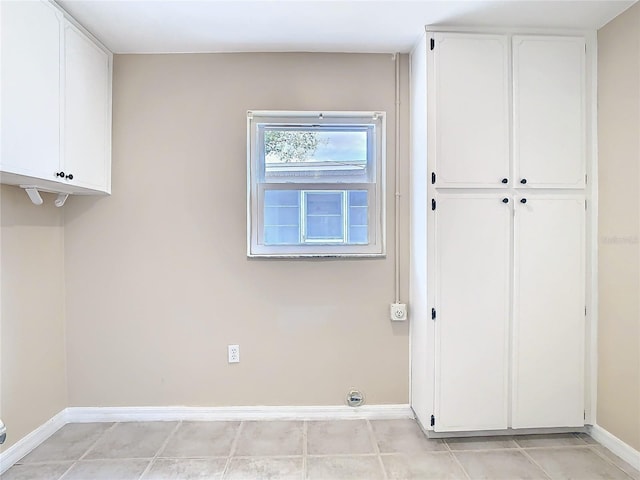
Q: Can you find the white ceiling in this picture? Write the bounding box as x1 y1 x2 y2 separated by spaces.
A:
56 0 637 54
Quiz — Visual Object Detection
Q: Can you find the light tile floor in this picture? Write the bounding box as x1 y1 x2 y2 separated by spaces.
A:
2 419 639 479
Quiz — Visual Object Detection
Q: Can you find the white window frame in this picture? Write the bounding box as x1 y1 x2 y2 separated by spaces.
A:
247 111 386 258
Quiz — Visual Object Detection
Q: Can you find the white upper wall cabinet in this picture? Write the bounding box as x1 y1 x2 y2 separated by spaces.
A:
64 23 111 192
513 36 586 188
0 1 62 179
432 33 510 188
0 0 112 197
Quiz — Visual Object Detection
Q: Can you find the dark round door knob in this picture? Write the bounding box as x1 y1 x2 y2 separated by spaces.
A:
520 198 527 204
66 174 73 180
501 178 508 184
520 178 527 184
56 171 65 178
502 198 509 203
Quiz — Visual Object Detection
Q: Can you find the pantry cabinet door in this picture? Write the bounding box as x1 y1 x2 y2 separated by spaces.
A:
512 196 585 428
513 36 586 188
432 33 510 188
434 194 512 431
1 0 61 179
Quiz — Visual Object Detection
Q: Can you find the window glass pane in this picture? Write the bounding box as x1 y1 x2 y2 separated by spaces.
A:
348 190 368 207
263 127 369 181
265 206 299 226
306 192 342 215
305 191 344 241
264 190 301 245
264 190 299 206
349 226 368 244
306 216 344 240
347 190 368 244
348 206 367 225
264 226 300 245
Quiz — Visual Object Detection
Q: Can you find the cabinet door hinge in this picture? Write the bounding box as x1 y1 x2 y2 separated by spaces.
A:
431 308 436 320
430 415 435 427
430 38 435 50
431 172 436 185
432 199 436 211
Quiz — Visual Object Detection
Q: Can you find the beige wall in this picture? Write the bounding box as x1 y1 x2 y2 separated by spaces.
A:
597 2 640 451
0 186 67 451
64 53 410 407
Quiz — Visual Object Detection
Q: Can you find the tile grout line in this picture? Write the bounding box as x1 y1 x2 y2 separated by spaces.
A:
302 421 308 480
444 439 472 480
365 419 388 480
57 421 120 480
517 445 554 480
587 445 639 479
136 420 182 480
221 420 244 478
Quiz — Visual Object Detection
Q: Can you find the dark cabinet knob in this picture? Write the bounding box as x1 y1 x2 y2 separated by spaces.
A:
501 178 508 184
520 179 527 184
502 198 509 203
66 174 73 180
56 171 65 178
520 198 527 204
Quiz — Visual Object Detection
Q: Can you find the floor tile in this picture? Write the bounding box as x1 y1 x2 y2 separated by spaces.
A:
381 452 467 479
62 459 150 480
224 457 302 480
141 458 227 479
589 446 640 480
0 462 72 480
526 447 632 479
84 422 178 459
233 421 303 456
371 419 447 453
306 455 384 480
445 435 519 451
20 423 113 463
455 450 549 479
159 421 239 458
515 433 587 448
306 420 374 455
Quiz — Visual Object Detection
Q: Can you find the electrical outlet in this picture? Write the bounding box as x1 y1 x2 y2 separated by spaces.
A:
390 303 407 321
228 344 240 363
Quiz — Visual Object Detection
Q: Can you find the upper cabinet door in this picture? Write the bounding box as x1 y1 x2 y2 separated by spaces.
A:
513 36 586 188
1 1 61 179
432 33 510 188
63 23 111 193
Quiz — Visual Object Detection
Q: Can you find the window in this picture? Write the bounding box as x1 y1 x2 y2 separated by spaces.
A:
247 111 386 257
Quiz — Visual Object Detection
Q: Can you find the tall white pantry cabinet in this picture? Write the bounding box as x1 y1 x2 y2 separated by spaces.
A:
410 31 592 434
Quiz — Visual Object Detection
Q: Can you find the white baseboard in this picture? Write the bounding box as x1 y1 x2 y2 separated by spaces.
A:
0 410 68 475
588 424 640 471
66 404 414 423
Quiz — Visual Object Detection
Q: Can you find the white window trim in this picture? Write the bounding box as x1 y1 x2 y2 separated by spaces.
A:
247 110 386 258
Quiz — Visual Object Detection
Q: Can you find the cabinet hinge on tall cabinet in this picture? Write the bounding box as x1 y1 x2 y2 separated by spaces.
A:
0 0 113 206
